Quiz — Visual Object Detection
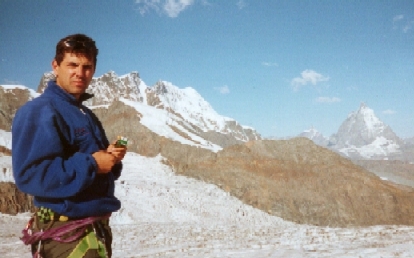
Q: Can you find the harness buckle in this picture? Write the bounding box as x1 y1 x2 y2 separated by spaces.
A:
25 217 34 236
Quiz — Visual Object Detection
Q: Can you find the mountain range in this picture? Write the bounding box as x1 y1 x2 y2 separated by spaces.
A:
32 71 414 162
1 71 414 227
2 70 413 162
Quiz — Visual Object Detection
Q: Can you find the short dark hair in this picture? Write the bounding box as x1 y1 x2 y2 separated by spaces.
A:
54 34 99 67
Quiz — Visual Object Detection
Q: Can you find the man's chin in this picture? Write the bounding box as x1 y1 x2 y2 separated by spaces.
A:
73 84 88 91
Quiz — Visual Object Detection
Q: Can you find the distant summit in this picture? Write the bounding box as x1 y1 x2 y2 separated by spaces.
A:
297 127 328 146
329 103 403 159
298 103 406 160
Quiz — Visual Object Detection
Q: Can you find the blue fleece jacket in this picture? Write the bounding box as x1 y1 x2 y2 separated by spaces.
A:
12 81 121 218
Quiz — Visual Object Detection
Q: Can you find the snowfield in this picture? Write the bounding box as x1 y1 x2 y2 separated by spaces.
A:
1 153 414 257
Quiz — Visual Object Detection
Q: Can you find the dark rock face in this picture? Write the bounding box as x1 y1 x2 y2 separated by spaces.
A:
0 86 39 214
0 182 34 214
0 87 34 132
0 146 11 156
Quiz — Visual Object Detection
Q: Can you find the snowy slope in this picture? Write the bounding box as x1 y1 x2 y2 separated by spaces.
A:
338 136 402 159
121 98 222 152
0 155 13 182
0 85 39 99
1 153 414 257
0 130 12 150
149 81 249 134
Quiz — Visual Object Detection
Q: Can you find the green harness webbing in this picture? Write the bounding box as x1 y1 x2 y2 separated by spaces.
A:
67 229 107 258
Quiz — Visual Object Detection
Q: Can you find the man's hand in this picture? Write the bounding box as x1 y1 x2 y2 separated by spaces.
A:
107 142 127 163
92 151 118 174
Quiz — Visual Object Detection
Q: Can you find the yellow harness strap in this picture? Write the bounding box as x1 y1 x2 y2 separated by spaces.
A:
67 229 106 258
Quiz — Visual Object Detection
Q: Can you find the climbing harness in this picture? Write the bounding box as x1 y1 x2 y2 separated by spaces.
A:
21 207 111 258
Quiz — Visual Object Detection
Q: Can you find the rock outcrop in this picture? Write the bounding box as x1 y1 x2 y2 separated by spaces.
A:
0 182 34 214
0 86 37 132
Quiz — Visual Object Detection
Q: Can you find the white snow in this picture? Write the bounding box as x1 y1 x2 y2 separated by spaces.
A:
0 130 12 149
339 136 401 159
121 98 223 152
0 85 39 99
154 81 232 131
0 156 13 182
1 152 414 257
358 104 383 133
147 81 256 141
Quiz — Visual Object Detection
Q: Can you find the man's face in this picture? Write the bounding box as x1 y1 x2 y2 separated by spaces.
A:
52 52 95 100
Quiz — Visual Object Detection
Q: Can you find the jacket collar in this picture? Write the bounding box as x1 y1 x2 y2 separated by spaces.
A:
45 80 94 104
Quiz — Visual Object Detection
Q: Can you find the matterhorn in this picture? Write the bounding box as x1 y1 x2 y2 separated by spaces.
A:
329 103 403 160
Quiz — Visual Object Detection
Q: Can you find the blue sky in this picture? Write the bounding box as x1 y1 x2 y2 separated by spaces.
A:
1 0 413 138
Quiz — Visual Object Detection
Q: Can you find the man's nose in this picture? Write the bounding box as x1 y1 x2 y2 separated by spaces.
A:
75 66 86 77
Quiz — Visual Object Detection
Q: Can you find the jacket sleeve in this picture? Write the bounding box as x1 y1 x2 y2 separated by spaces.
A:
12 102 97 198
87 108 123 180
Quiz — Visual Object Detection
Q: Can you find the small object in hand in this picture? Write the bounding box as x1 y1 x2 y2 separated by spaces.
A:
115 136 128 148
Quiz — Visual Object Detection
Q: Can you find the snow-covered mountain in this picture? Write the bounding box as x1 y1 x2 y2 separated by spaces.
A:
330 103 402 147
329 103 403 159
297 127 328 146
297 103 408 160
2 74 412 161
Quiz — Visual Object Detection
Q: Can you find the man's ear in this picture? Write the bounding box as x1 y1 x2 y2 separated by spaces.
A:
52 59 59 76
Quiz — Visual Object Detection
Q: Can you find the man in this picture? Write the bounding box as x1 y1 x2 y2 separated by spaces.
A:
12 34 127 257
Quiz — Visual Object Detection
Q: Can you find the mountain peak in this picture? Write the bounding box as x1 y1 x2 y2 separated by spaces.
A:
298 127 328 146
330 104 403 159
103 70 117 77
354 104 381 131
